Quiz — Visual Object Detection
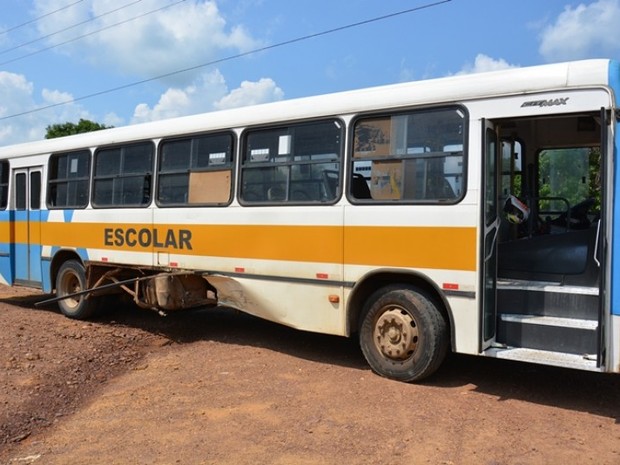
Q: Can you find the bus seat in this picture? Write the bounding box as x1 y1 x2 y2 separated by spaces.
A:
267 186 285 201
322 170 339 199
351 173 371 199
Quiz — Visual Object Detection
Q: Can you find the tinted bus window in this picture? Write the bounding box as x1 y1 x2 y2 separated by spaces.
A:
0 161 8 209
241 120 343 203
48 150 91 208
93 142 154 207
351 107 466 203
158 132 234 206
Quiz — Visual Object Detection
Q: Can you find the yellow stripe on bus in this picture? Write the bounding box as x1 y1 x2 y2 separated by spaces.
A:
344 226 476 271
40 223 344 264
3 222 476 271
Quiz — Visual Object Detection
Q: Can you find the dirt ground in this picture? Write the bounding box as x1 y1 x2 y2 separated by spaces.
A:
0 284 619 465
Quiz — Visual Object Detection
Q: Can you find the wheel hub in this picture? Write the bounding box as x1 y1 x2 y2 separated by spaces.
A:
374 308 418 361
61 273 82 309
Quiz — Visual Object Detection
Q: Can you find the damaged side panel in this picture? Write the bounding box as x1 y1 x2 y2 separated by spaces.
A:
44 263 345 335
142 274 217 311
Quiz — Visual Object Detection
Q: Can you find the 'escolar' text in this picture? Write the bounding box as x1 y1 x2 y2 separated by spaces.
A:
104 228 193 250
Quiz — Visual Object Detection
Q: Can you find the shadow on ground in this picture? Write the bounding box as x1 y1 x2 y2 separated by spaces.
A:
4 290 620 423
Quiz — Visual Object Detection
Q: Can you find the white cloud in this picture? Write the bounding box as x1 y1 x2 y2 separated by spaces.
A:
0 71 92 146
41 88 73 105
132 70 283 123
539 0 620 61
132 69 226 123
398 58 415 83
0 72 33 117
0 1 284 145
0 2 283 143
32 0 262 85
457 54 518 75
214 77 283 110
102 112 124 128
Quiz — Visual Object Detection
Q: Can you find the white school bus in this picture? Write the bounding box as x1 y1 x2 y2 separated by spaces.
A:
0 59 619 382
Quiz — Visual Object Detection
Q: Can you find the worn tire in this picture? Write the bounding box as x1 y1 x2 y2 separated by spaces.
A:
359 285 449 382
56 260 98 319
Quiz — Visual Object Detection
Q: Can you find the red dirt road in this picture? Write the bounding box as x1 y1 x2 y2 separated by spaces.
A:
1 285 619 464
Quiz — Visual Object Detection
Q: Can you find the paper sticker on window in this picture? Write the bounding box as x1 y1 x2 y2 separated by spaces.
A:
250 148 269 162
278 135 291 155
209 152 226 165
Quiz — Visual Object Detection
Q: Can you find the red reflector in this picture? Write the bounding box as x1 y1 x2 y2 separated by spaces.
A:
443 283 459 290
316 273 329 279
101 257 108 262
235 267 245 273
170 262 178 268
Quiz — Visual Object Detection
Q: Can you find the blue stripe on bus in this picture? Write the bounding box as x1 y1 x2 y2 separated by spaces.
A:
13 210 28 221
41 259 52 293
0 209 79 291
0 211 12 285
28 243 42 283
8 209 51 223
609 60 620 316
13 242 31 278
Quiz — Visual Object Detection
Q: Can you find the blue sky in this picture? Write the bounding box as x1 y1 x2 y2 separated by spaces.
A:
1 0 620 146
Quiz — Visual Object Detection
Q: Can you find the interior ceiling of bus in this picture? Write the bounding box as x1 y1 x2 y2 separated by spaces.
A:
498 113 600 149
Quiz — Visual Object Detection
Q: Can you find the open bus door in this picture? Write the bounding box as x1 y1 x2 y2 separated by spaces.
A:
12 166 43 287
484 108 606 371
597 106 609 367
481 120 500 349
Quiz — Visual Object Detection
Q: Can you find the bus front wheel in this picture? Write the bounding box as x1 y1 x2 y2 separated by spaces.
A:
359 285 449 382
56 260 97 320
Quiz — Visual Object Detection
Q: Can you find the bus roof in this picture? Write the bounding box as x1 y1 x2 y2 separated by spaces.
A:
0 58 616 159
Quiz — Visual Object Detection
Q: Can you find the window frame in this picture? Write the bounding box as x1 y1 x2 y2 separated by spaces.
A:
47 149 92 209
500 138 524 201
0 160 9 210
535 145 599 222
348 105 469 205
238 118 345 206
14 172 26 211
92 141 155 208
156 130 236 208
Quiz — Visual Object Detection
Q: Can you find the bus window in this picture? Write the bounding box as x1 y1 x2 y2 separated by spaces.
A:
537 147 599 231
157 132 234 206
15 173 26 210
93 142 154 207
351 107 466 202
240 119 343 203
0 161 8 209
30 171 41 210
501 139 522 200
48 150 91 209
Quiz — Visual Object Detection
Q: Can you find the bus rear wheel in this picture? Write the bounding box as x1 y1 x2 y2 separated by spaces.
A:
56 260 97 320
359 285 449 382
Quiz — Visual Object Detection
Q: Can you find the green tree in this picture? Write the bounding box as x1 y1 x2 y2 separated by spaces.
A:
45 119 112 139
536 147 601 219
588 147 601 213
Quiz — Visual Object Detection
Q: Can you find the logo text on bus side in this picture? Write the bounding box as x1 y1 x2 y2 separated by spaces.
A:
104 227 193 250
521 97 569 108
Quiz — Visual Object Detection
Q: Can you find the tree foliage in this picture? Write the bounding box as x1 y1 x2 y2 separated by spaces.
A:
45 119 112 139
538 147 600 215
588 147 601 212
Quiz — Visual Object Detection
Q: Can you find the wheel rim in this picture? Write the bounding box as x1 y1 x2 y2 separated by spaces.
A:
373 306 419 361
60 271 82 310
